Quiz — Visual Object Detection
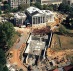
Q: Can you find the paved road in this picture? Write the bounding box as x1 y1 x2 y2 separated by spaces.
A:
15 33 30 49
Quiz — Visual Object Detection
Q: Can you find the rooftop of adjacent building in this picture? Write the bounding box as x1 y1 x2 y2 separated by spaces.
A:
14 12 26 19
26 6 54 16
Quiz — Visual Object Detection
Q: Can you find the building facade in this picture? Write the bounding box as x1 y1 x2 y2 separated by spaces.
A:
8 0 30 8
25 6 54 26
62 0 73 6
36 0 62 5
14 12 26 26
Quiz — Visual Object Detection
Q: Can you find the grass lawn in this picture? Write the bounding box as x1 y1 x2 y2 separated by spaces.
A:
49 33 73 64
12 33 19 43
51 34 73 51
10 32 20 48
59 35 73 49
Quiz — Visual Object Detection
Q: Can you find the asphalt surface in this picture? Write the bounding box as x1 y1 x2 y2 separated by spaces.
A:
15 33 30 49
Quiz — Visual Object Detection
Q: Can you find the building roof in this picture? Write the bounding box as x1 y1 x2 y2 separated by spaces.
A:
14 12 26 19
26 6 43 14
26 6 53 17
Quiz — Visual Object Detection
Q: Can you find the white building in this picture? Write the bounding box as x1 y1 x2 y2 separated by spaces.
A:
8 0 30 8
36 0 62 5
25 6 54 26
14 12 26 26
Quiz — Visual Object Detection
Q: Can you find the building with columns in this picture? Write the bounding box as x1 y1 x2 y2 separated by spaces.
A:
25 6 54 26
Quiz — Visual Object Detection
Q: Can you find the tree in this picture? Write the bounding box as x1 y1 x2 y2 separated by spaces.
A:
65 16 70 24
47 4 58 11
18 3 29 11
69 11 73 18
47 6 53 11
65 12 73 28
58 3 73 13
11 8 18 12
59 24 70 35
0 49 6 65
3 66 9 71
2 22 15 40
58 3 66 12
53 4 58 11
34 2 43 9
0 10 1 15
64 5 71 13
0 49 9 71
4 4 10 13
0 22 15 49
43 4 48 10
0 0 2 2
0 64 3 71
3 1 8 5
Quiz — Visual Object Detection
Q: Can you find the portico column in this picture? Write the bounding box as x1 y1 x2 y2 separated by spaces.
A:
42 16 43 23
37 17 38 24
32 17 33 25
45 15 46 22
40 17 41 24
50 15 51 21
35 17 36 24
36 17 37 24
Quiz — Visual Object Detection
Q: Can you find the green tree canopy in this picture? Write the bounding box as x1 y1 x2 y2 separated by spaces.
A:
64 12 73 28
58 3 66 12
11 8 18 12
34 2 43 10
0 64 3 71
0 22 15 41
0 22 15 71
59 24 71 35
4 4 11 13
0 22 15 49
3 66 9 71
0 49 6 65
43 4 48 10
0 49 8 71
0 0 2 2
58 3 73 13
0 10 1 15
18 3 30 11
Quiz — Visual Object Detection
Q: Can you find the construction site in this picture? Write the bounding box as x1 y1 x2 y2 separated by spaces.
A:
23 27 52 66
6 12 72 71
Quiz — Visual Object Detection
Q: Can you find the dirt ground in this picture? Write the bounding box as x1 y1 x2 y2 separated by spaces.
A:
7 13 64 70
7 27 31 71
47 34 73 61
59 35 73 49
8 43 27 70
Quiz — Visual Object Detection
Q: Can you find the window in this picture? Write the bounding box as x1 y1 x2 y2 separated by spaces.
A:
33 17 35 24
38 17 40 24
